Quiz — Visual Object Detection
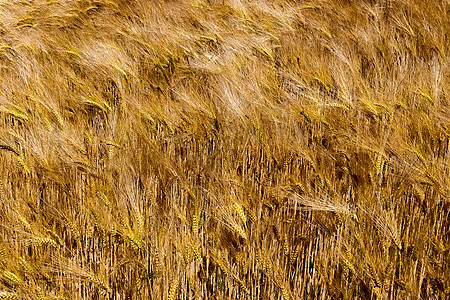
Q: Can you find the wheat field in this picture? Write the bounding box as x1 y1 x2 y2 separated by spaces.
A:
0 0 448 299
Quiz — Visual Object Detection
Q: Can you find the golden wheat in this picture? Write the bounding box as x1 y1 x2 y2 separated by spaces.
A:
0 0 447 299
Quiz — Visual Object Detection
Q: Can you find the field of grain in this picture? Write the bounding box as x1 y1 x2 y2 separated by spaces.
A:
0 0 448 299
